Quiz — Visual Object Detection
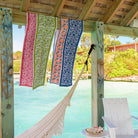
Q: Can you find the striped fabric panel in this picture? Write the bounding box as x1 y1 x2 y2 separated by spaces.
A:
33 15 56 89
50 18 68 84
20 13 37 87
59 19 83 86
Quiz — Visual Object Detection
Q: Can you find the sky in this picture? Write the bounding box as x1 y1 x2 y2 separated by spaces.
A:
13 24 137 52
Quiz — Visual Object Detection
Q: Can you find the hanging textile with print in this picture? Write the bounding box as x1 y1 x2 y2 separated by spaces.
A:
33 15 56 89
50 18 68 84
59 19 83 86
20 13 37 87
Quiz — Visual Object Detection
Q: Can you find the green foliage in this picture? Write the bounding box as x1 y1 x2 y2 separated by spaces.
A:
74 32 92 74
13 51 22 60
47 58 52 72
104 49 138 79
13 60 21 72
79 32 91 50
104 35 121 52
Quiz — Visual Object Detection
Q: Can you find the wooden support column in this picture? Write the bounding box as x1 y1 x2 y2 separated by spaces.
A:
0 8 14 138
91 22 104 127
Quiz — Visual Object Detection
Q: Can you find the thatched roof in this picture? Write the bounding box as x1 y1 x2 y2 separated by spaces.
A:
0 0 137 27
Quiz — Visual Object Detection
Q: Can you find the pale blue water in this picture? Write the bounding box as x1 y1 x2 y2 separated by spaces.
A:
14 80 138 138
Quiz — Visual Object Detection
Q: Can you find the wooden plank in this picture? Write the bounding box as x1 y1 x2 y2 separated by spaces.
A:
0 8 14 138
52 0 66 16
13 13 26 25
12 12 138 37
39 0 56 5
62 8 81 16
0 0 21 5
64 1 84 8
29 3 53 12
96 0 113 5
20 0 30 12
121 4 133 10
116 11 128 16
91 22 104 127
78 0 96 20
104 24 138 37
111 16 123 21
120 3 138 26
92 7 108 12
56 17 95 32
103 0 124 23
88 13 104 19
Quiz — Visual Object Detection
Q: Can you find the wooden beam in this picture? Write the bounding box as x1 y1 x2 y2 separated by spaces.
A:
52 0 66 16
0 0 21 5
0 8 14 138
64 1 84 8
97 0 113 5
29 3 54 12
103 0 124 23
62 8 81 16
13 13 26 25
78 0 96 20
104 24 138 37
91 22 104 127
12 13 138 37
56 17 95 32
20 0 30 12
120 3 138 26
57 17 138 37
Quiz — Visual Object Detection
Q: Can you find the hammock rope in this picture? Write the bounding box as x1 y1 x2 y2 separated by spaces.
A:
15 44 95 138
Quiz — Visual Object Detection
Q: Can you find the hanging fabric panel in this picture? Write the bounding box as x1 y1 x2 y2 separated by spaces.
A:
33 15 56 89
20 13 37 87
59 19 83 87
50 18 68 84
49 30 60 74
52 29 60 57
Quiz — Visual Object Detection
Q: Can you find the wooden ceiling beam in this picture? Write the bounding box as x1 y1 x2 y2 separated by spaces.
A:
13 14 138 37
29 3 53 12
120 3 138 26
0 1 21 9
13 13 26 25
62 8 81 16
104 24 138 37
52 0 66 16
102 0 124 23
56 18 138 37
88 13 104 19
96 0 113 5
0 0 21 5
64 1 84 8
20 0 30 12
78 0 97 20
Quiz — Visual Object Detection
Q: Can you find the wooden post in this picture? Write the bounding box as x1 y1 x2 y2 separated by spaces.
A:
0 8 14 138
91 22 104 127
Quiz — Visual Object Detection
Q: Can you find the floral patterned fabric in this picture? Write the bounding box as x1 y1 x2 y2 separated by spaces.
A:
33 15 56 89
59 19 83 86
20 13 37 87
50 18 68 84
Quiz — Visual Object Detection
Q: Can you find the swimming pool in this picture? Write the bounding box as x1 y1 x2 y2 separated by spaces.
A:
14 80 138 138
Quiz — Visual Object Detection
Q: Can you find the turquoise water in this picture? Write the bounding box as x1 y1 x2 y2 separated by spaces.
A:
14 80 138 138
